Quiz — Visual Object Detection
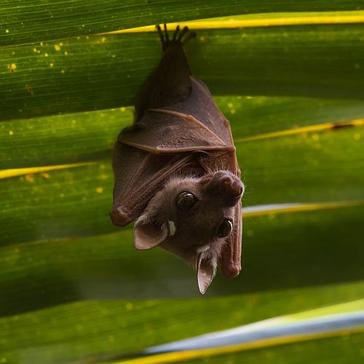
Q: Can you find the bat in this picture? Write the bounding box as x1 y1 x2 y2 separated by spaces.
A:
111 24 244 294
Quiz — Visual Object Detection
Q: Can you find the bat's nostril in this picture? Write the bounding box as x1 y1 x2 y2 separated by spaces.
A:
234 183 243 196
223 179 242 195
222 177 232 186
203 172 243 203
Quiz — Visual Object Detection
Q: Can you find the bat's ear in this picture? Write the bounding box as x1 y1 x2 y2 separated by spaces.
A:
134 215 173 250
197 251 217 294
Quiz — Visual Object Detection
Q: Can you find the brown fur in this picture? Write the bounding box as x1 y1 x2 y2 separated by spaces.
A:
134 170 243 293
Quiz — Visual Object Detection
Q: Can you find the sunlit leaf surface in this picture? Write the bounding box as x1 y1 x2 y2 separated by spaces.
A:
2 19 364 120
2 1 363 45
1 3 364 363
1 282 364 363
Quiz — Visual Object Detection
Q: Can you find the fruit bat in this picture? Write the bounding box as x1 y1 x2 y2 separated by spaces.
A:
111 25 244 294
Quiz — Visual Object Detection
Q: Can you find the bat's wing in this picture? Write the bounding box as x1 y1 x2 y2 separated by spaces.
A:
169 77 235 148
113 77 235 227
118 77 243 270
111 142 198 227
114 78 243 273
220 200 243 278
119 109 230 154
120 76 235 154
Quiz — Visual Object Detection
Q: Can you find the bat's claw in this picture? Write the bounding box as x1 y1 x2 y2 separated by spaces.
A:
156 24 196 50
110 206 131 227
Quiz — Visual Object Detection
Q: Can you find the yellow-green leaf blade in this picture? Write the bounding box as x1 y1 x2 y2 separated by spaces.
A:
2 22 364 121
2 2 364 46
2 96 364 169
1 205 364 313
1 282 364 363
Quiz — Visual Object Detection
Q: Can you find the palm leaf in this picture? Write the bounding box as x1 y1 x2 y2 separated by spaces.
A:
1 2 364 363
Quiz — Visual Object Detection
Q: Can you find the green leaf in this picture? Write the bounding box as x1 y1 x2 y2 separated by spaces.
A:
124 300 364 364
2 96 364 169
0 108 132 169
1 205 364 314
2 2 363 46
167 334 364 364
1 5 364 364
2 21 364 121
1 281 364 363
1 126 363 245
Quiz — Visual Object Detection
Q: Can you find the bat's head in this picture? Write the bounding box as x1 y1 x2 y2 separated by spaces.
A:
133 170 244 294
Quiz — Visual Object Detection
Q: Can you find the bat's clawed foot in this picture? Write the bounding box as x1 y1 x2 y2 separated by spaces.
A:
156 24 196 50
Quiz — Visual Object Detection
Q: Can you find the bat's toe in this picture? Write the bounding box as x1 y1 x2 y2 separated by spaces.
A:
156 23 196 50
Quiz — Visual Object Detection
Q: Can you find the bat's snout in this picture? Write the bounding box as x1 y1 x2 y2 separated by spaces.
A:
203 171 243 206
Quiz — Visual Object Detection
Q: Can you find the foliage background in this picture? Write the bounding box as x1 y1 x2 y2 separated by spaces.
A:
1 1 364 363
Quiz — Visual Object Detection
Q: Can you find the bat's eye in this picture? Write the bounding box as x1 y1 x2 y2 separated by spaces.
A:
176 191 197 210
217 219 233 237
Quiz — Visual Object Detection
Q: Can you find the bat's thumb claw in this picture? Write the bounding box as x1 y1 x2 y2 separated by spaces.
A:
110 206 131 227
222 263 241 278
